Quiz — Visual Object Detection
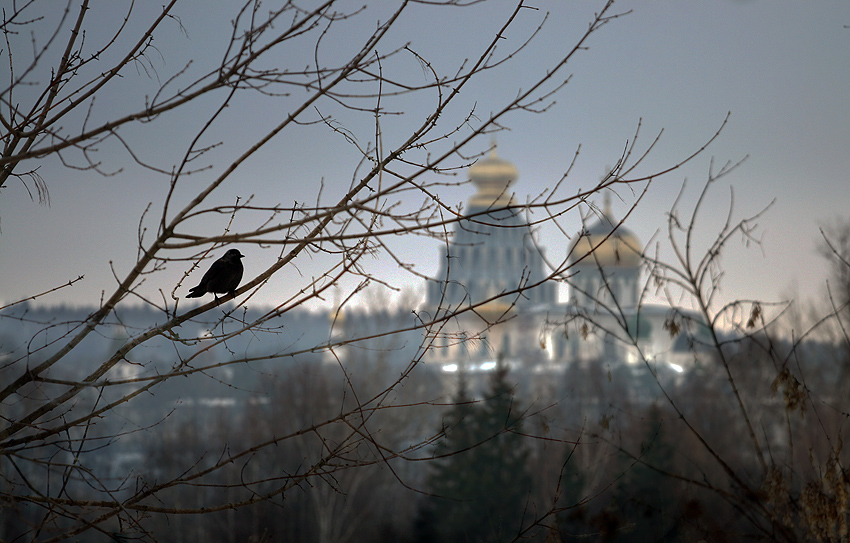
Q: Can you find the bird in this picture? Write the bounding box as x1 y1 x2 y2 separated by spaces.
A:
186 249 245 299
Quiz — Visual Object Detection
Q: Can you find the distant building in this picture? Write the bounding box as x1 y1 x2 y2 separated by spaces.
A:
426 150 557 310
422 150 710 394
423 151 557 378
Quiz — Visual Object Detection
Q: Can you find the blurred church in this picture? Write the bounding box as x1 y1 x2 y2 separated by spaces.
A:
423 149 706 387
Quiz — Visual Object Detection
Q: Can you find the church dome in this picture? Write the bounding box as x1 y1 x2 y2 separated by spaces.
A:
569 200 642 268
468 150 518 208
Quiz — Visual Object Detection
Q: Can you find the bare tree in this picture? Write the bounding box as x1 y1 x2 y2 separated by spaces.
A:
0 1 723 542
554 160 850 542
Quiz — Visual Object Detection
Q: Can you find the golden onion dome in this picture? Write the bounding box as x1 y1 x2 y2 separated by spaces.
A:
569 199 642 268
476 299 514 321
468 150 518 208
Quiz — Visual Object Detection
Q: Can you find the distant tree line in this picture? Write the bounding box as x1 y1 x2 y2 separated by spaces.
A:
6 311 844 543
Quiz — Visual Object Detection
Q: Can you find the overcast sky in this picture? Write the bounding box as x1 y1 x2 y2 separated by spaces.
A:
1 0 849 316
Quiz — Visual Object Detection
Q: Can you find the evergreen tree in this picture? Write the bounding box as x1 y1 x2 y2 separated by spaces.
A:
417 372 480 543
417 360 533 543
614 404 681 543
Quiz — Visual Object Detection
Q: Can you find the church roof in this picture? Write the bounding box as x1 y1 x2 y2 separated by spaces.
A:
569 197 643 268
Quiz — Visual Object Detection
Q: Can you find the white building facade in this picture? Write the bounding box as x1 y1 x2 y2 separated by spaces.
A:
424 151 708 387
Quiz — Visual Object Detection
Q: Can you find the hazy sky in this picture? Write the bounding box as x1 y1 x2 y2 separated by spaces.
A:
1 0 849 315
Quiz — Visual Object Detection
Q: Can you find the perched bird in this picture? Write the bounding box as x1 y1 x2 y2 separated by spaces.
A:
186 249 245 299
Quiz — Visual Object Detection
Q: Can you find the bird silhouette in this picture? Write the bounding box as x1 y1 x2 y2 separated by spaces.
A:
186 249 245 299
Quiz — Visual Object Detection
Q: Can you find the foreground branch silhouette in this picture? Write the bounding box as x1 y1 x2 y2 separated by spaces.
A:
556 166 850 542
0 2 747 542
